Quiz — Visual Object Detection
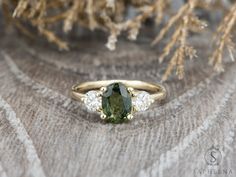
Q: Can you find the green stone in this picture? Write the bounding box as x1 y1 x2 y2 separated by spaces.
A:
102 83 132 123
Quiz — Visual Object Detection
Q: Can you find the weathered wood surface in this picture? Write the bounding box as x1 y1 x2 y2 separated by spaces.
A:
0 22 236 177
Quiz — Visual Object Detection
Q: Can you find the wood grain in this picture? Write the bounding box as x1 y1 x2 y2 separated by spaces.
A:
0 23 236 177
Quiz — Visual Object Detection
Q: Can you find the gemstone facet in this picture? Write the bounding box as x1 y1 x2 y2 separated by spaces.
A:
132 91 153 111
84 91 101 112
102 83 132 123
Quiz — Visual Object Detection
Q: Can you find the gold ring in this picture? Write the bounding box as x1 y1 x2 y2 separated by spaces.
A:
71 80 166 123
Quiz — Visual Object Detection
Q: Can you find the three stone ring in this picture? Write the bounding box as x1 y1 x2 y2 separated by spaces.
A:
71 80 166 123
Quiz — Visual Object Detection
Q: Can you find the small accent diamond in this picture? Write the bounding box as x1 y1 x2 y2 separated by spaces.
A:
132 91 153 111
84 91 101 112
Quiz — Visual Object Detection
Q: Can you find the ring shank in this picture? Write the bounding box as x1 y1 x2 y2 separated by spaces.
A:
71 80 166 101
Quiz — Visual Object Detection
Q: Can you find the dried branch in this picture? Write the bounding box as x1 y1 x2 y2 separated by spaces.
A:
1 0 236 81
209 3 236 72
153 0 205 81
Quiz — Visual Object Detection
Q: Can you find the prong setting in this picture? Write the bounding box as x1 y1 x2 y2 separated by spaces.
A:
82 85 156 122
96 107 103 113
100 86 107 93
127 113 134 120
100 112 107 120
127 87 136 96
127 87 134 92
81 97 85 102
98 86 107 96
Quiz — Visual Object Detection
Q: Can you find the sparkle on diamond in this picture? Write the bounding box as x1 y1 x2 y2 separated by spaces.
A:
84 91 101 112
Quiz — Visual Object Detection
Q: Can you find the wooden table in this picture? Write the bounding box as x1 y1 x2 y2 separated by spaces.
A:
0 23 236 177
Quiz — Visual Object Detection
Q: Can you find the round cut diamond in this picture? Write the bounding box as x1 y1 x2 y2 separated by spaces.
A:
84 91 101 112
132 91 153 111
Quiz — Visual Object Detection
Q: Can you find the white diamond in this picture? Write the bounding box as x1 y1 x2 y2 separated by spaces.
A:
84 91 101 112
132 91 153 111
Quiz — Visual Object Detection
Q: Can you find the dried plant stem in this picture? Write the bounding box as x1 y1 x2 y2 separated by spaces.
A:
63 0 80 33
151 3 189 46
159 26 182 63
86 0 99 30
162 16 189 81
12 0 29 18
154 0 169 24
176 16 188 80
34 12 68 25
162 50 178 82
38 28 69 50
2 0 35 39
104 5 155 50
155 0 201 81
209 3 236 72
2 0 236 81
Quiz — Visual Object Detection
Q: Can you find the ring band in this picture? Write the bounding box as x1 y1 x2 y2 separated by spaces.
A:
71 80 166 123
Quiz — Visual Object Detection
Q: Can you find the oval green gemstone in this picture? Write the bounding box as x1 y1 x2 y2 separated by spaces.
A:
102 83 132 123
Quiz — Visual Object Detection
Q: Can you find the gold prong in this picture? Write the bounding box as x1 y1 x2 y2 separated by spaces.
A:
100 87 107 93
97 92 102 97
100 112 107 120
128 87 136 96
127 87 134 93
132 106 138 113
81 97 85 102
96 107 103 112
127 114 134 120
98 87 107 96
